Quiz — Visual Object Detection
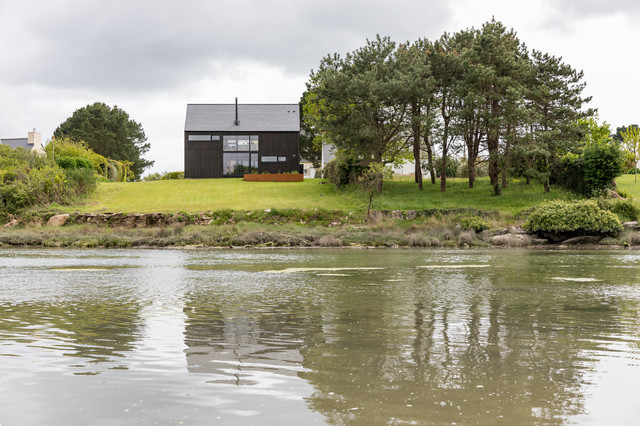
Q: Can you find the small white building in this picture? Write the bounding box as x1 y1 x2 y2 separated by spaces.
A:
320 143 430 178
0 130 44 153
300 157 318 178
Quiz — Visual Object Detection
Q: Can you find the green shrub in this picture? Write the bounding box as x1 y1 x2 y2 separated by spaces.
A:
162 171 185 180
616 188 631 199
459 216 490 232
57 156 93 169
598 198 640 222
323 152 366 188
523 200 623 234
144 171 165 181
65 168 98 197
582 141 624 194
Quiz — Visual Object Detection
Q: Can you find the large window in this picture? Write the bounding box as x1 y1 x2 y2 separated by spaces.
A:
223 135 259 176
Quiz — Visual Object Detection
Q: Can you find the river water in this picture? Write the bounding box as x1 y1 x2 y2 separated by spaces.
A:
0 248 639 425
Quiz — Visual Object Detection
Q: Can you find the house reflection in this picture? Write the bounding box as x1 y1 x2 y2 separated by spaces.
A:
182 300 310 386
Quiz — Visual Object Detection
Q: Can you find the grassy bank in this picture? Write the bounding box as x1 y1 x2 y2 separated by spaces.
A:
3 217 639 249
66 176 579 218
617 174 640 199
2 175 639 249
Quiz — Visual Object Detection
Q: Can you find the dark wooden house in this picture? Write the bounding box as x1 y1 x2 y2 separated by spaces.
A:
184 101 300 178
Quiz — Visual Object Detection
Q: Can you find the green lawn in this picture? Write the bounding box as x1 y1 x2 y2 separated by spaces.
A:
617 174 640 199
70 176 580 216
72 178 365 213
372 177 579 215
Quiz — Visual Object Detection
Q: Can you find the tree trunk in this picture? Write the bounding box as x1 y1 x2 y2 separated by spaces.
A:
488 100 501 196
366 192 374 221
411 101 423 190
426 142 436 184
440 97 450 193
440 153 447 192
501 136 511 189
467 144 478 189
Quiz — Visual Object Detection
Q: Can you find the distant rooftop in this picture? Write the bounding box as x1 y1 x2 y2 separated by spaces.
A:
185 103 300 132
0 138 30 150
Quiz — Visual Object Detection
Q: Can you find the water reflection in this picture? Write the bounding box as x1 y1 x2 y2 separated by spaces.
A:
0 300 143 366
0 248 639 424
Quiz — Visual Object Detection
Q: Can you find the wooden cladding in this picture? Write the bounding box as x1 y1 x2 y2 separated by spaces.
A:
185 131 299 178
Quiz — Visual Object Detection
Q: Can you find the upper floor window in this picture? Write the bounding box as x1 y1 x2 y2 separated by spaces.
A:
223 135 259 152
188 134 220 142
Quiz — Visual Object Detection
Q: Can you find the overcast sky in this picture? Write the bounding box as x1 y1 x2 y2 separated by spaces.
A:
1 0 638 174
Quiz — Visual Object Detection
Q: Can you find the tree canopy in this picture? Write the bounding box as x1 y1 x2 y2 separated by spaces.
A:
304 19 594 195
54 102 153 179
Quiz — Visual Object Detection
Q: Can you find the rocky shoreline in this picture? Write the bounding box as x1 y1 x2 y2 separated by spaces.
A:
1 209 639 249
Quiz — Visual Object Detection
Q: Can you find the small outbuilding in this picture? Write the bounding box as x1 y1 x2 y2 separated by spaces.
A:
184 100 300 178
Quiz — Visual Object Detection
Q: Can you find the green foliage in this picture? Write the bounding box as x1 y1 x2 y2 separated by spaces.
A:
143 171 165 181
45 137 132 182
53 102 153 179
323 152 367 188
0 141 101 215
305 20 592 195
618 125 640 181
162 171 185 180
433 156 459 178
57 156 93 169
299 91 323 168
358 162 393 219
582 140 624 194
305 35 408 166
458 215 490 232
553 152 587 195
523 200 623 234
64 168 98 197
552 118 624 196
0 162 67 213
597 197 640 222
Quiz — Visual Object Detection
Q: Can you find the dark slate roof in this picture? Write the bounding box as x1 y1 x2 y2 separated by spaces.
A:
0 138 29 150
185 104 300 132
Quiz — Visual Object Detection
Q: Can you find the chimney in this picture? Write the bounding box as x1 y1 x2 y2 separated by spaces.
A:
234 97 240 126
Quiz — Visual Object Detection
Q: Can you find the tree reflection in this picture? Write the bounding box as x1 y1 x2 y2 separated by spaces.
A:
296 264 635 425
0 300 143 368
177 250 640 424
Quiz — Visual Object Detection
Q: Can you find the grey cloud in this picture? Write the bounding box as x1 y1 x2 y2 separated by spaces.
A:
553 0 640 17
2 0 453 93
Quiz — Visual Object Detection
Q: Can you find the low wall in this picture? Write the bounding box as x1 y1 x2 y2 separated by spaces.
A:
244 174 303 182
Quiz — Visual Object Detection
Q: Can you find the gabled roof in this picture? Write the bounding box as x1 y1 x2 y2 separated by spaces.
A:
185 104 300 132
0 138 29 150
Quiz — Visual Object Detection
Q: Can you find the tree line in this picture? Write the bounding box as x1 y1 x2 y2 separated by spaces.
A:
303 19 609 195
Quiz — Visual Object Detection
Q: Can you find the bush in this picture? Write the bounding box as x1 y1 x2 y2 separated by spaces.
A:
433 156 459 178
459 216 490 232
598 198 640 222
582 141 624 193
57 156 93 169
144 171 165 181
323 152 366 188
162 171 185 180
523 200 623 234
65 168 98 197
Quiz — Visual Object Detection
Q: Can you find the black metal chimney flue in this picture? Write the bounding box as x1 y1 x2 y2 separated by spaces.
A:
234 97 240 126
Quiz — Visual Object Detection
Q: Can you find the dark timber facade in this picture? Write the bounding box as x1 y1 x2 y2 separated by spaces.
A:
184 103 300 178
